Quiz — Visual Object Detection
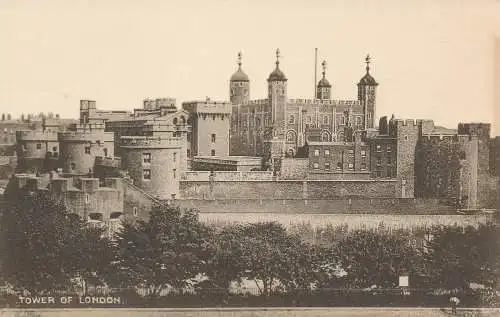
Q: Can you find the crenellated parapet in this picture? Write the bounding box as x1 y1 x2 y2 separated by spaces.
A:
58 130 113 143
120 136 183 149
94 156 121 168
182 100 232 115
16 130 58 141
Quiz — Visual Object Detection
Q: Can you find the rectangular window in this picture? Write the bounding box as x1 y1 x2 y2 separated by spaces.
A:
348 149 354 156
361 149 366 157
325 149 330 156
211 133 216 143
173 152 177 162
348 163 354 170
143 169 151 180
387 156 392 165
376 170 382 178
36 143 42 150
387 144 392 152
211 149 216 156
143 153 151 164
360 163 367 170
377 157 382 166
376 145 381 152
387 168 392 178
324 162 330 169
313 162 319 169
187 149 191 157
85 146 91 154
52 146 57 152
173 169 177 179
314 149 320 157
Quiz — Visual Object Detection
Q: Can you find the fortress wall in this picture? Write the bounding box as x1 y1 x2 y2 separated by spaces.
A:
179 179 397 200
175 198 457 215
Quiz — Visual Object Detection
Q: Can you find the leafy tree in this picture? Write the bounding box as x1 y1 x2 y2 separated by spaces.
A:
227 222 317 297
111 205 212 297
0 188 112 294
424 223 498 290
203 225 246 296
333 227 424 289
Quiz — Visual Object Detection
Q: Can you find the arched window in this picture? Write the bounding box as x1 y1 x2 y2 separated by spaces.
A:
321 131 330 142
286 130 297 142
180 116 186 124
173 117 178 125
289 115 295 124
323 115 328 125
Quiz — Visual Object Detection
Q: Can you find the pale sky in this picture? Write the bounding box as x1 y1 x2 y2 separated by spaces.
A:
1 0 500 134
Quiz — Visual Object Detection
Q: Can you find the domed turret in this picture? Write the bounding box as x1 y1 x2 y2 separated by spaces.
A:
357 54 378 129
229 52 250 104
230 52 249 82
268 49 287 82
358 54 378 86
316 60 332 100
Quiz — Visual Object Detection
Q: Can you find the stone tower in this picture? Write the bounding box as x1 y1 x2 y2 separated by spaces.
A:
263 49 288 173
267 48 288 138
316 60 332 100
357 54 378 129
229 52 250 105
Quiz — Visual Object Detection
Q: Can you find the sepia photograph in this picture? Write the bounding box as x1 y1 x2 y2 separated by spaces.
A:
0 0 499 316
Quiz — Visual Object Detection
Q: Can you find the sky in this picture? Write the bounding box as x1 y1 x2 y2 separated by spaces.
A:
1 0 500 134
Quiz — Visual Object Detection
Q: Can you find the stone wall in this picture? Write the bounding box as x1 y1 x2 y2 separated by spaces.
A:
179 179 397 200
176 198 457 215
197 212 493 230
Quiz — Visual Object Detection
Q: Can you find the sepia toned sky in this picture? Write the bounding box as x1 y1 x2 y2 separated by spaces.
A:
1 0 500 134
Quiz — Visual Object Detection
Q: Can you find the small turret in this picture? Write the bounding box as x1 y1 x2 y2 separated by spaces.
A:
316 60 332 100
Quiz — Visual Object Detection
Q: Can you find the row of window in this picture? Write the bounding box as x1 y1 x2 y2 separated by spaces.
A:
288 115 365 125
143 168 177 180
375 144 392 152
143 152 177 164
313 148 367 157
313 162 368 170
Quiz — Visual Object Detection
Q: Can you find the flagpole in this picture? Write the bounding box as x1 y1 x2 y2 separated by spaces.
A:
314 48 318 99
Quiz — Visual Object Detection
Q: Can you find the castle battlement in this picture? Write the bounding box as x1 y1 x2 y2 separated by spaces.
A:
16 130 58 141
393 119 418 126
120 136 183 148
182 101 232 115
80 100 97 110
58 130 114 142
95 156 121 168
245 99 269 105
143 98 176 110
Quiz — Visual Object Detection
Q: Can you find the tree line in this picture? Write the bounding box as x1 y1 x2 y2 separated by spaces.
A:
0 186 498 306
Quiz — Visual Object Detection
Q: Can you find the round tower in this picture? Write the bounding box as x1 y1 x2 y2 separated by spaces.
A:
229 52 250 105
316 60 332 100
16 130 59 173
58 129 114 176
357 54 379 129
120 136 183 200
